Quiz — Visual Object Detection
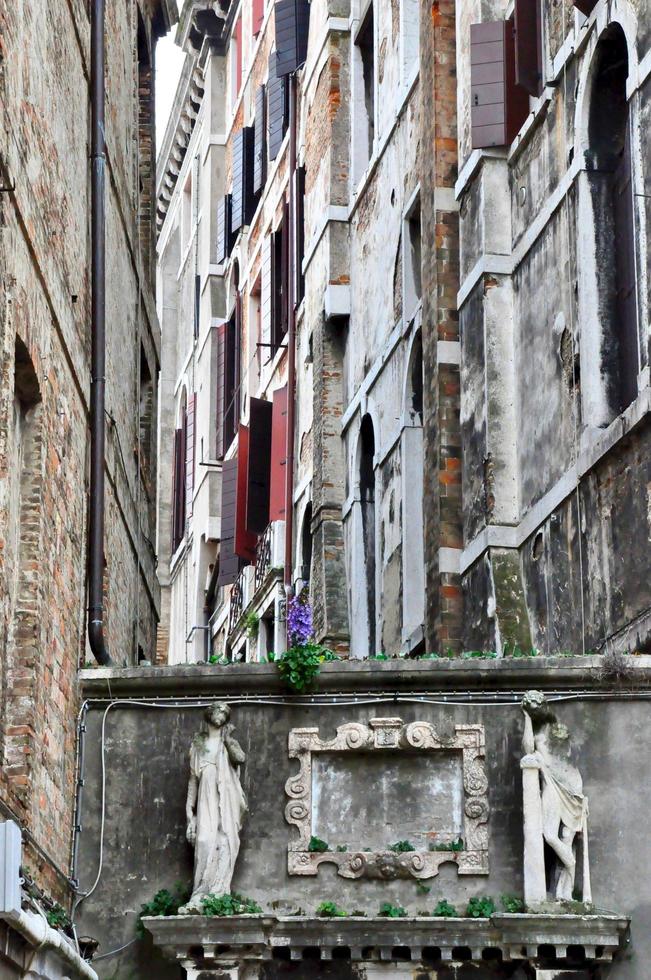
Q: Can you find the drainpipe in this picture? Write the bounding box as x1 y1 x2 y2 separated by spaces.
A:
88 0 112 665
284 72 298 643
1 906 98 980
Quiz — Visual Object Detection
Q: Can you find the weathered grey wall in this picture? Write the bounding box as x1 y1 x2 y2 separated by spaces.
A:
76 665 649 978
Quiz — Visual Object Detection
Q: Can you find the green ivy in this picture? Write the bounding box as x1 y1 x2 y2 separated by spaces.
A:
501 894 525 913
336 844 348 852
466 896 496 918
201 893 261 916
308 835 329 853
242 611 260 640
276 643 323 691
378 902 407 918
429 837 464 852
388 840 416 853
45 903 70 930
432 899 458 918
316 901 348 917
137 884 190 936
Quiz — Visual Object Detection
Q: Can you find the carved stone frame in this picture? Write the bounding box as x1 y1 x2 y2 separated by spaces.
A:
285 717 489 879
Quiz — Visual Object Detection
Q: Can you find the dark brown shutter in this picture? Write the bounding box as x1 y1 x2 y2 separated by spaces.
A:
254 84 267 195
246 397 273 534
234 426 258 561
216 194 232 264
185 393 196 518
573 0 598 14
613 120 639 412
295 165 305 303
269 385 288 521
215 322 227 458
267 50 287 161
514 0 543 97
275 0 310 77
217 457 240 586
470 20 529 148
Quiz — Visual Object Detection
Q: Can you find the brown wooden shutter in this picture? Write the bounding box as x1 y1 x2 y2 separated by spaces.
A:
234 426 258 561
275 0 310 77
269 385 288 521
613 120 639 412
246 397 273 534
573 0 598 15
185 393 196 518
215 323 227 459
254 84 267 195
514 0 543 97
232 127 256 232
217 457 240 586
267 50 287 160
253 0 264 35
470 20 529 149
216 194 232 264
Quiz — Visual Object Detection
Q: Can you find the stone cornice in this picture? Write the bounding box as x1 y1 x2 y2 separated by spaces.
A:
79 655 651 698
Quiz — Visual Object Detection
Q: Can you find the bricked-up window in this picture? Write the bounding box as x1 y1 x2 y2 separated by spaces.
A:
137 12 155 283
5 337 42 797
470 19 529 148
268 49 289 161
585 26 639 419
271 207 289 353
359 414 377 657
355 6 376 168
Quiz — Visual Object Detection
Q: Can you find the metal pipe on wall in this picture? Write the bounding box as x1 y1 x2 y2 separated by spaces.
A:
89 0 112 665
283 73 298 634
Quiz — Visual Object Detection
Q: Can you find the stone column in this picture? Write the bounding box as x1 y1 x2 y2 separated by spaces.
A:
522 709 546 907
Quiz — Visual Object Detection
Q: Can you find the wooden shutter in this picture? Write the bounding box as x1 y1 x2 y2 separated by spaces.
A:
271 218 285 351
217 457 240 586
613 120 639 412
267 50 287 160
470 20 529 149
254 84 267 195
185 393 196 518
216 194 232 264
231 127 256 232
234 426 258 561
215 322 227 459
573 0 598 15
269 385 288 521
295 165 305 304
261 234 272 350
246 397 273 534
514 0 543 97
275 0 310 78
253 0 264 36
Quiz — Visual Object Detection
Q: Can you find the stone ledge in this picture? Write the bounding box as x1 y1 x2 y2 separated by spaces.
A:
80 655 651 698
142 912 630 967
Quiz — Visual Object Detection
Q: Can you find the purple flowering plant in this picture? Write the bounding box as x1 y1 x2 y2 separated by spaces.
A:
287 594 313 647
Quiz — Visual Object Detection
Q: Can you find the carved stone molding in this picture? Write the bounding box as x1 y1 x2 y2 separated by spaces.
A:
284 717 489 878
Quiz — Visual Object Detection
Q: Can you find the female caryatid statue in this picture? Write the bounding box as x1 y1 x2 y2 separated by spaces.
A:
521 691 591 907
179 703 247 914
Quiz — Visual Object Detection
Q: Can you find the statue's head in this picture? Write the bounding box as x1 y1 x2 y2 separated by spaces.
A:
204 702 230 729
522 690 556 725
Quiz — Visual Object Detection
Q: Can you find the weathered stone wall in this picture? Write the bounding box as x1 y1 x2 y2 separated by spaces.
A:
0 0 164 905
76 662 649 978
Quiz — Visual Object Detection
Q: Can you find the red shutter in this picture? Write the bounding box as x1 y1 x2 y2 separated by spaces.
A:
234 426 257 561
217 457 240 586
470 20 528 149
269 385 288 521
246 397 273 534
235 16 243 96
573 0 597 14
185 393 196 517
253 0 264 36
514 0 543 97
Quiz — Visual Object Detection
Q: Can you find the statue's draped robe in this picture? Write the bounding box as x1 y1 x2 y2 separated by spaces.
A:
189 733 247 901
539 754 588 833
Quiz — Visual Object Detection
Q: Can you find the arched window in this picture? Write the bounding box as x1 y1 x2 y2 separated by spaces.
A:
359 414 376 656
582 26 639 424
300 501 313 584
172 391 188 552
402 332 425 642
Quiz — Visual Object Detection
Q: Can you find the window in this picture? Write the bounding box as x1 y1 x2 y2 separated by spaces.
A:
470 19 528 149
354 5 376 175
403 195 422 321
300 501 313 583
271 207 289 352
402 332 425 639
172 394 188 552
359 414 376 656
582 26 639 422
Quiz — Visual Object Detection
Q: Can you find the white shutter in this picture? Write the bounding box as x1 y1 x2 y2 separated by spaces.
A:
261 233 272 350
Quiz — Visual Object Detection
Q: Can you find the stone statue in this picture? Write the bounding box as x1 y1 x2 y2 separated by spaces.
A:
179 703 248 914
520 691 591 907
